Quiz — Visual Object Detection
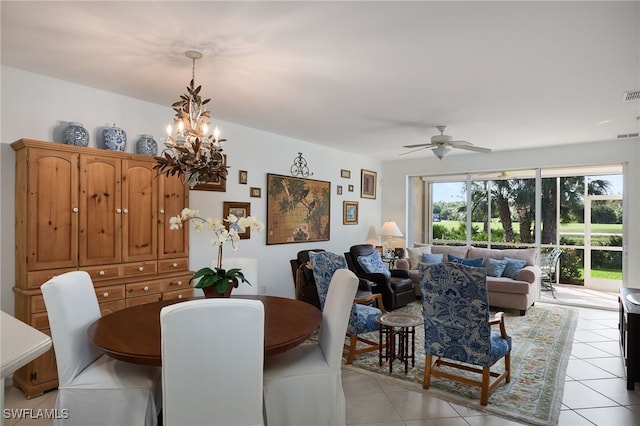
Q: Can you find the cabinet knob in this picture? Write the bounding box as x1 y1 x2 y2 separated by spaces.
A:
160 209 165 214
172 262 178 268
103 292 109 298
178 294 183 299
123 209 129 214
143 286 149 292
177 281 183 286
72 207 79 213
99 270 105 276
116 208 122 214
138 266 144 272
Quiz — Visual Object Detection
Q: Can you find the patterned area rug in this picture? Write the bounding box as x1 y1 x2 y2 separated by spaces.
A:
342 302 577 425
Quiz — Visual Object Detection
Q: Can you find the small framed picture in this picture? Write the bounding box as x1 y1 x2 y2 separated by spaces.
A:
337 185 343 195
239 170 248 185
361 169 377 199
340 169 351 179
223 201 251 239
250 187 262 198
343 201 359 225
348 184 354 192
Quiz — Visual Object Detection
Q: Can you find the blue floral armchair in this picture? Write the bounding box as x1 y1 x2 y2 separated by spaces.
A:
419 262 512 406
310 251 386 363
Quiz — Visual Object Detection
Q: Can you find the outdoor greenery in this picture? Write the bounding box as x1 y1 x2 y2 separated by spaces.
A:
432 175 623 285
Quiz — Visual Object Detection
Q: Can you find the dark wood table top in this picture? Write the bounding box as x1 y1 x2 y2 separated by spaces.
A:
87 295 322 366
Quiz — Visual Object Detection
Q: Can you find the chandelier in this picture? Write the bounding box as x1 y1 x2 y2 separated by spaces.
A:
155 50 228 187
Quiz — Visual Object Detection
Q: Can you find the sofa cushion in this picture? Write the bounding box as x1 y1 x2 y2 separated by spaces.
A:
357 252 391 278
468 247 536 267
430 245 469 261
422 252 443 264
486 258 508 277
449 254 483 267
407 246 432 269
487 277 531 295
502 257 527 279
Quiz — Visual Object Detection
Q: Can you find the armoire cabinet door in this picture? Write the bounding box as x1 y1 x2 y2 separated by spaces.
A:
26 149 79 271
158 173 190 259
79 155 122 266
122 159 157 262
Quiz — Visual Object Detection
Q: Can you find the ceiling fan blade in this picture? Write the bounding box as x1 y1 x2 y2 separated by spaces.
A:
454 144 492 153
403 143 435 149
448 140 472 146
399 147 429 156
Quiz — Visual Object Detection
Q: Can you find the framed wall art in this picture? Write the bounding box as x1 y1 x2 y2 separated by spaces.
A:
266 173 330 245
343 201 358 225
250 187 261 198
192 155 227 192
337 185 343 195
223 201 251 239
239 170 248 184
348 184 354 192
340 169 351 179
361 169 377 199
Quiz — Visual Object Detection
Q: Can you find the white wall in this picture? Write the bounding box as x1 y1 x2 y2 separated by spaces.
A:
381 141 640 289
0 66 382 314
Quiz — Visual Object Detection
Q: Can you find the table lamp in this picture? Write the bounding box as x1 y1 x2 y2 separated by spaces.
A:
379 220 403 257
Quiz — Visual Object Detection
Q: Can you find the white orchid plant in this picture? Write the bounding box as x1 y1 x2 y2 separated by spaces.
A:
170 208 265 293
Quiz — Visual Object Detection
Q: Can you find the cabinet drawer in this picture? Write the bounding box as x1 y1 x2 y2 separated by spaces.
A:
122 261 157 278
26 268 76 289
31 312 49 330
158 258 189 273
99 299 126 316
163 274 193 293
95 285 125 303
162 288 194 301
31 295 46 313
126 294 162 307
125 281 163 298
83 265 121 281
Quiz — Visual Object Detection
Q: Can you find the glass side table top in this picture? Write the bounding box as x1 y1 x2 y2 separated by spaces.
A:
376 312 422 327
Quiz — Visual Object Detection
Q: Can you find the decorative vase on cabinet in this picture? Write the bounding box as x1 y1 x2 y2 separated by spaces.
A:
63 122 89 147
136 134 158 156
102 124 127 151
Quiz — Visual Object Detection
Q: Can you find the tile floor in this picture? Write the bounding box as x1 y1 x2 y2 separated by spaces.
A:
4 303 640 425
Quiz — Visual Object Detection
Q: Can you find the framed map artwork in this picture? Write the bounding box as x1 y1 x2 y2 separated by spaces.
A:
266 173 331 245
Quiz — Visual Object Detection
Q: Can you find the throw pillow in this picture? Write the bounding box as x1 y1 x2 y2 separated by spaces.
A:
357 252 391 278
502 257 527 279
407 246 431 269
448 254 483 267
486 258 508 277
422 252 444 264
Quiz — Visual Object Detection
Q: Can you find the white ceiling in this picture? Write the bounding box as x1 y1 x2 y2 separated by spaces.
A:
2 1 639 161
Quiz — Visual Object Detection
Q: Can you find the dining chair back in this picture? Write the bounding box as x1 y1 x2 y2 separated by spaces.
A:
41 271 161 426
161 298 265 426
221 256 259 295
263 268 359 426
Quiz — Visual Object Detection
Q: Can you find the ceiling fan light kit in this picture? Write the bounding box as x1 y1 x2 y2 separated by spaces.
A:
401 125 491 159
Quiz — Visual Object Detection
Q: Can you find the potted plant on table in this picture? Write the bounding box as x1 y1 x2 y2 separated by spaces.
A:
169 208 265 297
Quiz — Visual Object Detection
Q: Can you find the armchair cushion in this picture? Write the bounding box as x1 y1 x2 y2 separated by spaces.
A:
348 304 381 335
502 257 527 279
357 252 391 278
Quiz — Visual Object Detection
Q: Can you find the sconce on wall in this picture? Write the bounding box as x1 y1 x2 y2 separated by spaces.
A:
290 152 313 178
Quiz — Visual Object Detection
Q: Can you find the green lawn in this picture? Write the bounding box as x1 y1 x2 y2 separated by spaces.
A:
436 220 622 236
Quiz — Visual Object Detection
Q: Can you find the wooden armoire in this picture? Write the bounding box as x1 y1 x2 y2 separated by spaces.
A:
11 139 193 398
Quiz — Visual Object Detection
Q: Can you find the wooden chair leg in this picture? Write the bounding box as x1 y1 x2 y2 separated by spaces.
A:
480 366 490 406
505 353 511 383
346 334 357 364
423 355 432 389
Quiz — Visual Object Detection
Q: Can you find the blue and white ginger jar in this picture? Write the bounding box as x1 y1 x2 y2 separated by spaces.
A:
63 122 89 147
135 134 158 156
102 124 127 151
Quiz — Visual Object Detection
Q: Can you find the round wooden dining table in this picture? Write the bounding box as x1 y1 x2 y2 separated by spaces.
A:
87 295 322 366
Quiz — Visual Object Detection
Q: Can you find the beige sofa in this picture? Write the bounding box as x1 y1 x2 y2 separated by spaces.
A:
395 244 540 315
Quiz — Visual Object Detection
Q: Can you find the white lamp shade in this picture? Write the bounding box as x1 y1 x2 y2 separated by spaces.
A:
379 221 403 238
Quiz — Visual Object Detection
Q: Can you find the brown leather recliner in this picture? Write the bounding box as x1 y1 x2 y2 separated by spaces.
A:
344 244 415 310
289 249 374 309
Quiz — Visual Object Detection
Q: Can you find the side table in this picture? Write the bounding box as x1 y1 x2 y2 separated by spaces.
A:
377 312 422 374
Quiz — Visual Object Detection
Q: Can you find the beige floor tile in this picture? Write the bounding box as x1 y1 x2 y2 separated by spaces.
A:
580 377 640 406
385 389 459 420
566 358 617 380
557 409 594 425
346 392 402 424
562 381 618 410
573 406 640 426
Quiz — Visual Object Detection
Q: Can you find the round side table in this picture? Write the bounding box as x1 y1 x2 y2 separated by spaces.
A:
376 312 422 374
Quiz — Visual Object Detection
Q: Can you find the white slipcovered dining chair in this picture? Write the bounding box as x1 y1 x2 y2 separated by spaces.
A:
40 271 161 426
221 256 259 295
262 268 359 426
160 298 265 426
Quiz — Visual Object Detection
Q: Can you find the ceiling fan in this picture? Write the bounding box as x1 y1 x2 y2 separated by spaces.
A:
401 125 492 159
